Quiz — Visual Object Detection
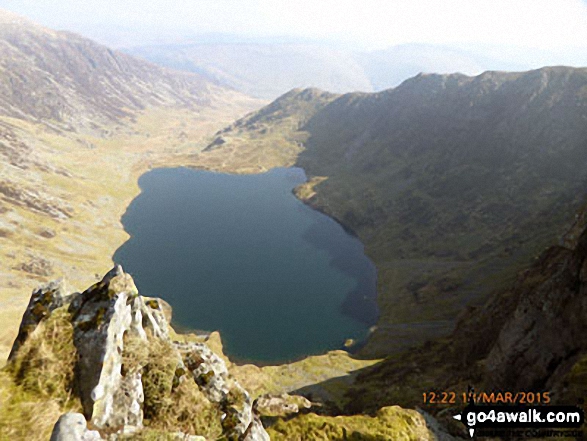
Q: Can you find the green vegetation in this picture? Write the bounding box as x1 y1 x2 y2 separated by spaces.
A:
119 330 225 438
557 354 587 416
0 307 81 441
7 307 79 406
145 374 223 438
1 311 223 440
268 406 431 440
0 376 65 441
207 68 587 356
196 88 337 174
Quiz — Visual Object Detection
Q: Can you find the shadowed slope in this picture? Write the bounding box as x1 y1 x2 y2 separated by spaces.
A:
205 67 587 355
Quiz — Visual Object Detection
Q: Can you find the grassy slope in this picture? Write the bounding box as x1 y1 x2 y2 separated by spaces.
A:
0 94 259 363
203 67 587 358
0 8 264 363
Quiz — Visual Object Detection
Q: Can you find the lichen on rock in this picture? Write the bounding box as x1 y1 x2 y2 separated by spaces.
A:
254 393 312 418
68 265 147 433
7 266 269 440
8 278 72 361
175 341 269 440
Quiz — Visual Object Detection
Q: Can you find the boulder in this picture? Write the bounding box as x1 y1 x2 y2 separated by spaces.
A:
254 393 312 417
49 413 102 441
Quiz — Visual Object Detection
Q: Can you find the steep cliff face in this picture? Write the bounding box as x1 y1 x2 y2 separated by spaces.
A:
451 204 587 393
342 204 587 420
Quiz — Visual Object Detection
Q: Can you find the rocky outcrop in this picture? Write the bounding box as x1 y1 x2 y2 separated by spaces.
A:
254 393 312 418
69 265 149 433
176 341 268 441
9 266 269 440
14 255 54 276
450 207 587 393
8 278 71 360
483 226 587 391
0 179 73 219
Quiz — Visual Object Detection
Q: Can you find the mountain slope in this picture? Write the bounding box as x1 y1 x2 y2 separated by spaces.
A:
128 40 532 99
0 9 224 132
129 42 374 100
0 9 259 362
204 67 587 356
341 203 587 420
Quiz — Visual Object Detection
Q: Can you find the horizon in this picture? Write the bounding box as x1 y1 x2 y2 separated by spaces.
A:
0 0 586 72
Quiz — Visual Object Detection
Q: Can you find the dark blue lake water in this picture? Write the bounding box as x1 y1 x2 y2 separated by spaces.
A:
114 167 377 363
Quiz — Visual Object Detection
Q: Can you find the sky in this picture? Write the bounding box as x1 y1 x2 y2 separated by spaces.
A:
1 0 587 56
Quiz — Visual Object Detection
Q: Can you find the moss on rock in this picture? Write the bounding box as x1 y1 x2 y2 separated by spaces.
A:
8 307 79 406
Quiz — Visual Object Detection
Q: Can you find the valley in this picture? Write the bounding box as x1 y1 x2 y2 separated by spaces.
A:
2 5 587 440
204 68 587 356
0 103 260 363
0 9 261 362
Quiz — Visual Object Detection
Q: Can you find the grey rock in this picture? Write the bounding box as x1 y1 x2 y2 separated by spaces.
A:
141 297 171 340
69 266 146 431
176 341 269 440
254 393 312 417
243 416 271 441
18 266 267 440
176 341 231 403
8 278 72 360
49 413 103 441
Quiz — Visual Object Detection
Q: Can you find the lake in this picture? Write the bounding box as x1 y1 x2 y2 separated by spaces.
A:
113 167 377 363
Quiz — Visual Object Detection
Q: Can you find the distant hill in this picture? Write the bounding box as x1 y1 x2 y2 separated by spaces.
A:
204 67 587 355
0 9 227 133
356 43 519 90
127 40 528 99
129 42 374 100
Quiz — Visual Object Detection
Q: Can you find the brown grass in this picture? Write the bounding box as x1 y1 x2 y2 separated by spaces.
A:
0 307 81 441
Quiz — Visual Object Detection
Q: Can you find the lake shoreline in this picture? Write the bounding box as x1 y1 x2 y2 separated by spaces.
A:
114 166 378 363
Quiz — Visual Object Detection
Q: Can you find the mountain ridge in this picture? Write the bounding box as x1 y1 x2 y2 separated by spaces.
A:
204 66 587 356
127 39 544 99
0 7 229 134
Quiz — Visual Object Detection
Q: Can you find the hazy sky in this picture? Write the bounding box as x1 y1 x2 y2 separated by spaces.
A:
2 0 587 52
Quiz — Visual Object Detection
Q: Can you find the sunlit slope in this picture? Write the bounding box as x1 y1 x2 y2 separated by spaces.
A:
0 8 260 363
0 8 223 131
205 67 587 355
